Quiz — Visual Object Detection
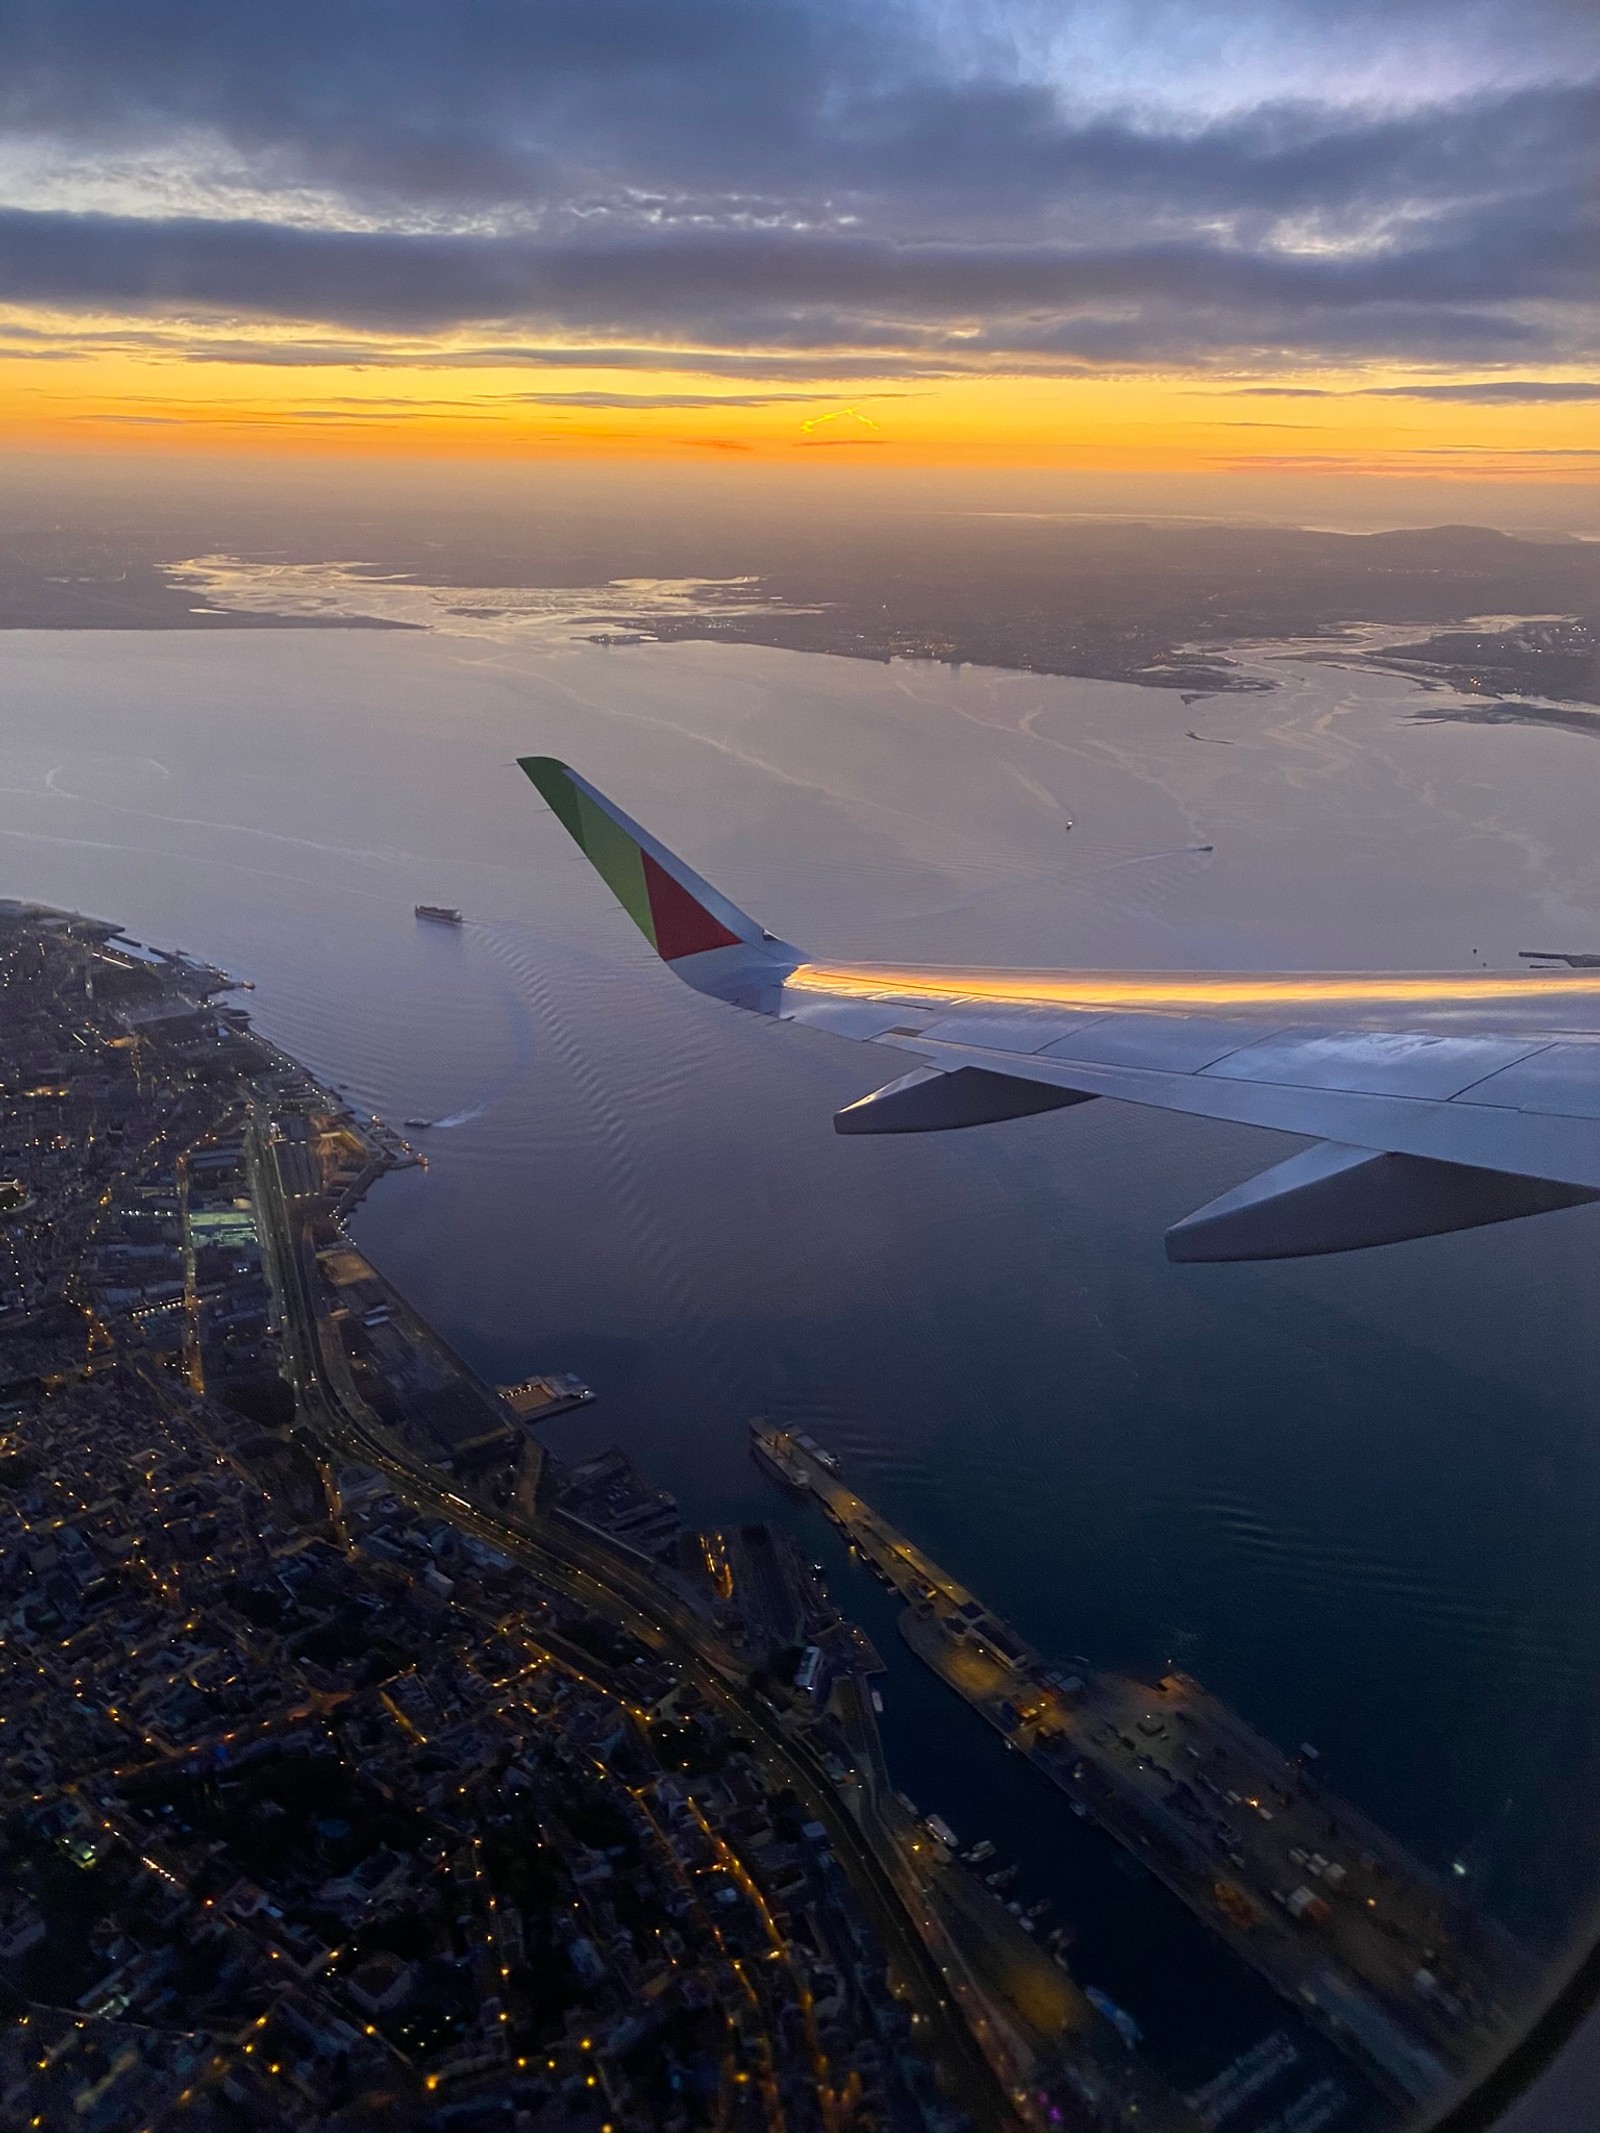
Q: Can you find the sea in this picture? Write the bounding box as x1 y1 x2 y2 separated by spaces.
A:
4 589 1600 2102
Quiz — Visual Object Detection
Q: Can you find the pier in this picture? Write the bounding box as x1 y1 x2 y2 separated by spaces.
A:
751 1421 1533 2109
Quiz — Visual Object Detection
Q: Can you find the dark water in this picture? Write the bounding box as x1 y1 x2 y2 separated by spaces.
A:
5 619 1600 2090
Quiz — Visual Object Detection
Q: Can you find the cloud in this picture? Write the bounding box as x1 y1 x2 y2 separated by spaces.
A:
0 323 973 378
0 195 1595 375
503 389 893 407
2 2 1594 224
1222 376 1600 401
1362 379 1600 401
0 0 1591 377
0 198 1591 372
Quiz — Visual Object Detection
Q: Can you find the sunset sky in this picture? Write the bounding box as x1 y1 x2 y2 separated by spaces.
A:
1 0 1596 479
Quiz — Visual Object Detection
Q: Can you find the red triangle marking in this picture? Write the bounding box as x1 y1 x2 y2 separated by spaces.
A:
642 850 743 960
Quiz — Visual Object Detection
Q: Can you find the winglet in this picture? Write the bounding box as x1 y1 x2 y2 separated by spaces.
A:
519 758 796 1005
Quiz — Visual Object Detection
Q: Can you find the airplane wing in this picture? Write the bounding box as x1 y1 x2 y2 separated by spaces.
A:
519 757 1600 1262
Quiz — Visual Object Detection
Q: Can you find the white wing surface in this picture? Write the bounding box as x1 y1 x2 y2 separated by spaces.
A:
521 758 1600 1261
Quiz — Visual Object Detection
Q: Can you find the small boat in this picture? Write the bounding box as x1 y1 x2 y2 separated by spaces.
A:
403 1118 433 1130
1086 1988 1143 2050
415 904 463 926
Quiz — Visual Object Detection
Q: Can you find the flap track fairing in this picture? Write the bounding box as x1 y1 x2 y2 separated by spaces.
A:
834 1064 1096 1135
1166 1141 1600 1263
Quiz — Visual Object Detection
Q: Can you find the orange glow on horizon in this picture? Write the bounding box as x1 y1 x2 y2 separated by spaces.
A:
0 326 1595 477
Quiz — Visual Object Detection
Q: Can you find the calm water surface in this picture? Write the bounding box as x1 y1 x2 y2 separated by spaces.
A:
4 620 1600 2087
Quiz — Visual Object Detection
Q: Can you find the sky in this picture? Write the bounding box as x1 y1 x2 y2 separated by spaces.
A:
0 0 1596 480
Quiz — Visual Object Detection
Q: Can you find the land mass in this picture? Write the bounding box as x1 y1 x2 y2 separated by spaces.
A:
2 472 1596 699
1367 616 1600 713
0 902 1201 2133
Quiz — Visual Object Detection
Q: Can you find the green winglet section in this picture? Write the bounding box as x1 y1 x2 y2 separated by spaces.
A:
520 756 658 951
521 755 584 843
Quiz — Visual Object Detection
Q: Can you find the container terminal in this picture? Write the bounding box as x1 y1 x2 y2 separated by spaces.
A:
750 1420 1534 2110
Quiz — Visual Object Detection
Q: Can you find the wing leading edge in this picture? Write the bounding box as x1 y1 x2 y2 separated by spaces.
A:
520 759 1600 1261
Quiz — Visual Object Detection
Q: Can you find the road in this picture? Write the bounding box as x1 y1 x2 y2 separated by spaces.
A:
247 1111 1020 2132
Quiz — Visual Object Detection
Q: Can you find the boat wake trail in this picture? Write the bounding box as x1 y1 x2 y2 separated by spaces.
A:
431 1100 491 1130
431 929 538 1127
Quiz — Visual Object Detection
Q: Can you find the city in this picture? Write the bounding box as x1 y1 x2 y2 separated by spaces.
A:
0 899 1548 2131
1 0 1595 2118
0 903 1188 2131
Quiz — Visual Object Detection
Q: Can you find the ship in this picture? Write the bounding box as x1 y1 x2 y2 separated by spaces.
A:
748 1419 811 1493
1085 1988 1144 2051
791 1429 841 1474
415 904 463 926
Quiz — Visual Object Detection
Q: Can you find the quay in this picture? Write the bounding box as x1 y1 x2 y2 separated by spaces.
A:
751 1421 1533 2109
497 1370 595 1423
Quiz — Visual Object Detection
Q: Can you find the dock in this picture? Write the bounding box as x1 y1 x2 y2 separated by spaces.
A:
498 1371 595 1423
751 1421 1533 2108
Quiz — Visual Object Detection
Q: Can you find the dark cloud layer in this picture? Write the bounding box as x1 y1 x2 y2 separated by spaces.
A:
0 202 1589 369
0 0 1594 372
1235 379 1600 401
1365 380 1600 401
506 390 880 408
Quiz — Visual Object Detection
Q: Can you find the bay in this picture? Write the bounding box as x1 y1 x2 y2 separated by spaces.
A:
4 618 1600 2087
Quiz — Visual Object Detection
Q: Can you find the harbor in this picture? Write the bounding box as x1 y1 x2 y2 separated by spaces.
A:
750 1421 1534 2111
